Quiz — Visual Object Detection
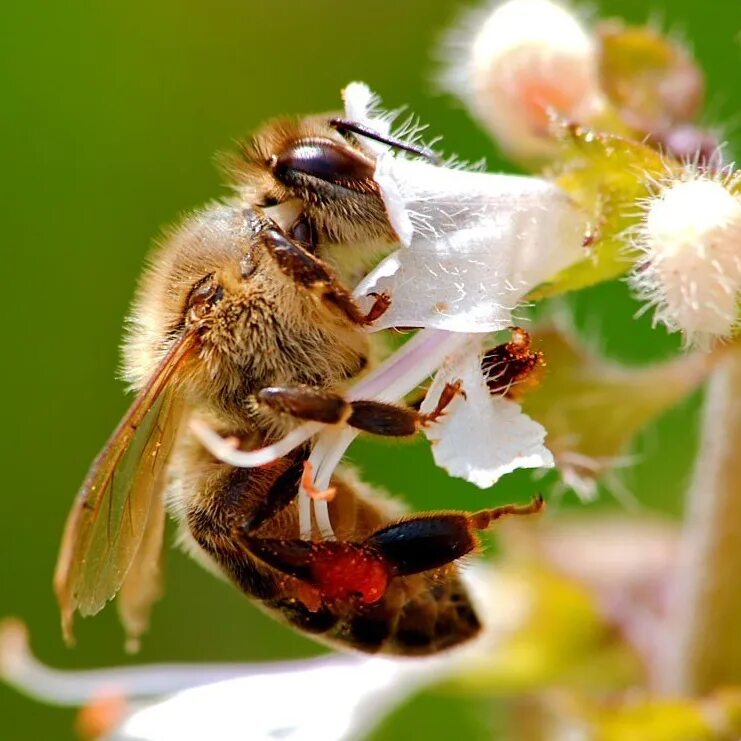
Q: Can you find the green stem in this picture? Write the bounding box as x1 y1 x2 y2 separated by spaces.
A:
662 344 741 694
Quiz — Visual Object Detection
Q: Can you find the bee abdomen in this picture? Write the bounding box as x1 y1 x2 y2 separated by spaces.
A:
333 571 481 656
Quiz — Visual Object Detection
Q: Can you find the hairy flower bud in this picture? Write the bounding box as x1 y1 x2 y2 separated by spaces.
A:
442 0 605 161
630 171 741 348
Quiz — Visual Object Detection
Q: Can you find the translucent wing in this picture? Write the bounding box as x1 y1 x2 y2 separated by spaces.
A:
117 458 169 653
54 333 195 644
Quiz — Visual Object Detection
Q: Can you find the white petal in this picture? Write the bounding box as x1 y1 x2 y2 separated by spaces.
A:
342 81 393 157
107 656 446 741
356 155 586 332
420 341 554 488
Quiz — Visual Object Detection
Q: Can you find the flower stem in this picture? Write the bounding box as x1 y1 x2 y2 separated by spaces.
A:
662 343 741 694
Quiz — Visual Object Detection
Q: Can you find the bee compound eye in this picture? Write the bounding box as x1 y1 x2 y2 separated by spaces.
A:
273 139 375 186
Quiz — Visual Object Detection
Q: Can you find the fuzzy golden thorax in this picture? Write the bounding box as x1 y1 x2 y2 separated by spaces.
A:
123 205 369 431
222 115 397 253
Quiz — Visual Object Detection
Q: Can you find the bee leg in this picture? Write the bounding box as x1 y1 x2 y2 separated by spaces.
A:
257 386 351 425
187 448 309 570
257 380 464 437
239 496 544 605
258 386 416 435
367 496 546 577
360 291 392 324
239 535 392 606
262 227 389 325
347 379 465 434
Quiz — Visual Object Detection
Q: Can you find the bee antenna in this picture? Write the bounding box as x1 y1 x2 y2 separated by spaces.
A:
329 118 442 165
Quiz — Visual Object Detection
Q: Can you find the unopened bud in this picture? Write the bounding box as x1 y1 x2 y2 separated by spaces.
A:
630 171 741 348
442 0 605 161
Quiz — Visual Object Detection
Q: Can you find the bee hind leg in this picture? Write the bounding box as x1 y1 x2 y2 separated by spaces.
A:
257 380 464 437
238 496 545 604
238 534 393 606
368 496 545 577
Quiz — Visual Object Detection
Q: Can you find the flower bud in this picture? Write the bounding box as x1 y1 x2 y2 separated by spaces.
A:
442 0 605 162
630 171 741 348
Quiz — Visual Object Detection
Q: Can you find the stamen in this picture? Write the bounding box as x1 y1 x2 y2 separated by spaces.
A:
309 427 359 540
300 461 337 502
298 477 313 540
76 693 128 740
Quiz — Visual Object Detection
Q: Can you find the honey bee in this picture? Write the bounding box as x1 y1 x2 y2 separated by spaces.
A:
55 113 543 656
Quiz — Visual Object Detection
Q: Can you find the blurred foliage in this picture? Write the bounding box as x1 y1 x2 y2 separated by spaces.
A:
597 20 705 133
541 690 741 741
535 127 669 298
453 568 642 695
1 1 739 740
520 323 718 496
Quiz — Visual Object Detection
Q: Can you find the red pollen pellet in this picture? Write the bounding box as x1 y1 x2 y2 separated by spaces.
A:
310 546 390 604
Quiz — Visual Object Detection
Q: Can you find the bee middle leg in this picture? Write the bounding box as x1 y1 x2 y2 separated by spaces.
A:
263 227 390 325
257 380 464 437
186 450 351 635
187 448 309 559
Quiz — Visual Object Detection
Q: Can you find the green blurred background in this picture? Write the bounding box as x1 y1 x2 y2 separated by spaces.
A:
1 0 739 738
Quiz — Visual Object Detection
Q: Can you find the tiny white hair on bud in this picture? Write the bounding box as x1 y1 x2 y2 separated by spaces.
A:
439 0 605 161
629 168 741 349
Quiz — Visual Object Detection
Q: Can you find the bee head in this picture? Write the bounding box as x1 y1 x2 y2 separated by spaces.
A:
223 116 396 249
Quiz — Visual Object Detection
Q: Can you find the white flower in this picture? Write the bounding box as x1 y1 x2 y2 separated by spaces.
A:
0 568 529 740
356 150 587 332
0 618 446 741
193 83 587 539
341 83 397 158
629 168 741 349
111 658 431 741
440 0 605 161
421 338 553 488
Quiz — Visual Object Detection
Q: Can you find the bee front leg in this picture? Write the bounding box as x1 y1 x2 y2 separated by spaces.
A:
257 380 464 437
262 227 390 325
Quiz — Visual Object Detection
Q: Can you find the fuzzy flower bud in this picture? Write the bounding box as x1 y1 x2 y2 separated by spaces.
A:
629 170 741 348
442 0 605 161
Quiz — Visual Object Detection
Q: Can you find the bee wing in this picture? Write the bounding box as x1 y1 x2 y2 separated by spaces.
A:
117 436 170 653
54 333 195 644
